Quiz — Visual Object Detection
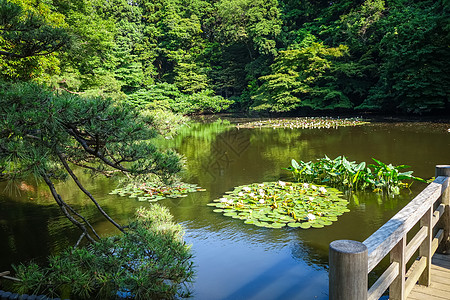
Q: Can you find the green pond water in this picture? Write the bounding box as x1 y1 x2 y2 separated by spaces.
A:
0 118 449 299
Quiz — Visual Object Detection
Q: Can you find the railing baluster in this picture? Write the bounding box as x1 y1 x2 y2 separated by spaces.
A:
436 165 450 253
390 235 406 300
418 207 432 286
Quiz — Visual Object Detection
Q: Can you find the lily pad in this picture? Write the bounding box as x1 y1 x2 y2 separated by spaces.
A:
110 181 205 202
208 181 348 229
299 223 311 229
288 223 303 228
236 117 369 130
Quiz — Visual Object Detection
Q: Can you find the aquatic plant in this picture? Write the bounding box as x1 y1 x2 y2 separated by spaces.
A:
287 156 426 194
208 181 349 229
236 117 368 129
110 182 205 201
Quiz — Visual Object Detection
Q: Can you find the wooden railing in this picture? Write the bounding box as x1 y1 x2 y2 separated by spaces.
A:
329 165 450 300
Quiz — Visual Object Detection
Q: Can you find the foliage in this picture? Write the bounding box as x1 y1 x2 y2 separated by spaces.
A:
208 181 349 229
125 84 234 114
2 0 449 112
141 109 189 138
172 89 234 114
0 0 70 81
0 80 181 180
236 117 368 129
251 41 351 112
287 156 426 194
13 206 194 299
357 2 450 112
0 81 182 241
110 181 205 202
213 0 282 56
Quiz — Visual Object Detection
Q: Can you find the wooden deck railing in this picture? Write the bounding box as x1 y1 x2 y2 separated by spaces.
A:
329 165 450 300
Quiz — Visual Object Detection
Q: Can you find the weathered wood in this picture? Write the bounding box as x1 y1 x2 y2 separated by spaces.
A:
405 256 427 297
436 166 450 253
0 271 10 277
432 229 444 255
432 203 445 227
418 208 432 286
407 253 450 300
390 235 406 300
408 288 450 300
367 262 399 300
364 177 446 272
329 240 368 300
1 275 21 282
405 226 428 262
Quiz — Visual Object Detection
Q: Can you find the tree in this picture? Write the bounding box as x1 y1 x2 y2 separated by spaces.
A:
0 0 70 81
0 0 70 58
252 39 351 112
0 81 182 244
213 0 282 58
51 0 125 98
359 1 450 112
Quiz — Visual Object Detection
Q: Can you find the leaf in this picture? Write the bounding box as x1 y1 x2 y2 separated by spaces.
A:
299 223 311 229
356 162 366 171
223 212 237 217
291 159 301 170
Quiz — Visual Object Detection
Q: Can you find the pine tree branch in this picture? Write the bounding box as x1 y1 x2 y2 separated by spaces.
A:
66 126 132 173
42 173 97 243
56 150 125 233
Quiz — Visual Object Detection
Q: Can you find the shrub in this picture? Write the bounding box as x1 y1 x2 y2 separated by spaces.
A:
125 84 234 114
13 205 194 299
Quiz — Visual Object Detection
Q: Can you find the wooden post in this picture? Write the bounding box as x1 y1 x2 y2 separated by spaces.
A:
390 235 406 300
329 240 368 300
418 208 432 286
436 165 450 253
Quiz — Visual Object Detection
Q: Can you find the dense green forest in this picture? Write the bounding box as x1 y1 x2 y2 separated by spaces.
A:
1 0 449 114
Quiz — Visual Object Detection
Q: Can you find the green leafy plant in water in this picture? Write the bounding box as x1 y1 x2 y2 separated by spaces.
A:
236 117 368 129
111 182 205 202
287 156 426 194
208 181 349 229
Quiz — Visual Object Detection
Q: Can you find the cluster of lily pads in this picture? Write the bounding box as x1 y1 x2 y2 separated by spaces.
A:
208 181 349 229
236 117 368 129
110 182 205 202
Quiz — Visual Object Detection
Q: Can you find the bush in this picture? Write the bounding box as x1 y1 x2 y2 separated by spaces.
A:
13 205 194 299
125 83 234 114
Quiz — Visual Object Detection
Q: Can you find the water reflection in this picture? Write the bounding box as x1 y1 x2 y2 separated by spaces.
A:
0 120 449 299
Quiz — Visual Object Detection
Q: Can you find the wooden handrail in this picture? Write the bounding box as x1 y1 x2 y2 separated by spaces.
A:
363 176 446 272
329 165 450 300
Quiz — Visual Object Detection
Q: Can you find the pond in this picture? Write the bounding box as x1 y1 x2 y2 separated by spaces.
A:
0 118 449 299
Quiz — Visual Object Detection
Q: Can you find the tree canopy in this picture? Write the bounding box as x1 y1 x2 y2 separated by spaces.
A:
1 0 449 113
0 80 182 242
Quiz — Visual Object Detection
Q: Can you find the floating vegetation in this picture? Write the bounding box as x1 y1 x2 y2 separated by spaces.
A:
208 181 349 229
287 156 426 194
110 182 205 202
236 117 368 129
